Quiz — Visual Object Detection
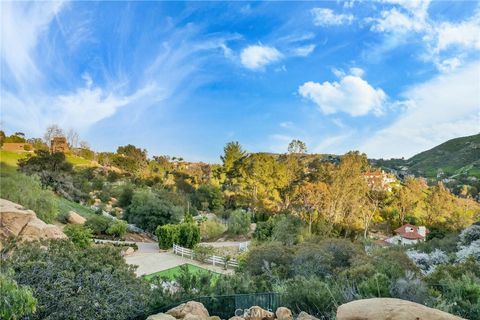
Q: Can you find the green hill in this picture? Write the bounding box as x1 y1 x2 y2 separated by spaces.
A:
407 133 480 178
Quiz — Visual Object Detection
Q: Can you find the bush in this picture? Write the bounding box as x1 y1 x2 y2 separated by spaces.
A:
227 210 251 236
193 245 215 262
124 189 183 232
253 219 275 241
358 273 391 298
85 215 112 235
156 223 200 249
244 242 294 278
390 271 430 304
157 224 180 249
106 220 128 238
63 224 93 248
459 225 480 246
0 173 58 223
200 220 227 240
6 240 151 320
271 215 304 246
178 223 201 248
0 271 37 320
292 243 334 278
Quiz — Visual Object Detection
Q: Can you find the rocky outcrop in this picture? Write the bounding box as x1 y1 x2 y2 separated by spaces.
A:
167 301 209 320
0 199 66 242
296 311 318 320
336 298 465 320
67 211 86 225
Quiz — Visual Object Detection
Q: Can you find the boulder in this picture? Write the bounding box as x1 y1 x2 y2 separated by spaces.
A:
67 211 86 225
147 313 178 320
228 316 245 320
123 246 135 256
166 301 209 320
336 298 465 320
296 311 319 320
276 307 293 320
245 306 274 320
208 316 221 320
0 199 66 242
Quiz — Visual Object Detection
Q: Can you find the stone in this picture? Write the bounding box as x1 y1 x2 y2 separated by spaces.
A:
147 313 178 320
0 199 66 242
166 301 209 320
123 246 135 256
245 306 274 320
184 314 203 320
296 311 319 320
275 307 293 320
208 316 221 320
336 298 465 320
228 316 245 320
67 211 86 225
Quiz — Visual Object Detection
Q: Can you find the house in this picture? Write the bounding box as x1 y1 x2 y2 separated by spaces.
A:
364 170 396 192
385 224 429 245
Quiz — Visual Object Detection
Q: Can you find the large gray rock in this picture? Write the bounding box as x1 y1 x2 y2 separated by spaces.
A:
336 298 465 320
166 301 209 320
147 313 178 320
0 199 66 243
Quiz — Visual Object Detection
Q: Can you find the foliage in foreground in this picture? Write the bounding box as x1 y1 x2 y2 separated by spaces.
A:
4 240 151 320
0 271 37 320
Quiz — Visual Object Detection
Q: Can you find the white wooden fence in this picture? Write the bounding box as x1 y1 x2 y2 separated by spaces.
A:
172 244 239 269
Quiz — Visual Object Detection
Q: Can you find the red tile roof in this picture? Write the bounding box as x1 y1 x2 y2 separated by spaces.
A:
394 224 429 240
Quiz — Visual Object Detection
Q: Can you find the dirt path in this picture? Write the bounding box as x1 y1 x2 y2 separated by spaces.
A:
124 242 233 276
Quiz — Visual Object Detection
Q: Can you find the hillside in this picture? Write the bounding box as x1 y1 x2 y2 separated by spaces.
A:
373 133 480 179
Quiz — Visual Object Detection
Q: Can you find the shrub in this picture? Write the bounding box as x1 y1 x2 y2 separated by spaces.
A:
253 219 274 241
292 243 334 278
243 242 294 278
0 173 58 223
390 271 430 304
124 189 183 232
358 273 391 298
459 225 480 246
193 245 215 262
63 224 93 248
85 215 112 235
106 220 128 238
0 271 37 320
406 249 448 275
227 210 251 236
6 240 150 320
157 224 180 249
200 220 227 240
456 239 480 263
178 223 201 249
271 215 304 246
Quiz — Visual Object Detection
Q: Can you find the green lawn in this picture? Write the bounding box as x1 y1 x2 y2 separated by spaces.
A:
144 264 220 282
0 150 29 171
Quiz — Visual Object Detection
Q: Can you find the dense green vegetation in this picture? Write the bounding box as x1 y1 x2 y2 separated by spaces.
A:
144 264 219 281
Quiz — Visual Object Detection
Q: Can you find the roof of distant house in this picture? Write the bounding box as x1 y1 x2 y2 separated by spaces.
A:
394 224 429 240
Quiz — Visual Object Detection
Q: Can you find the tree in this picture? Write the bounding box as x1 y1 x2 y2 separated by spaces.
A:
66 129 79 148
63 224 93 248
227 210 251 235
394 177 425 225
43 124 64 144
0 271 37 320
221 141 246 174
124 189 183 232
287 139 307 154
6 240 150 320
192 184 224 212
293 181 330 234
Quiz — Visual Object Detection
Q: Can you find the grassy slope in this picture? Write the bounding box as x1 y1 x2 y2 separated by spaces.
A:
143 264 220 281
407 134 480 178
0 150 97 218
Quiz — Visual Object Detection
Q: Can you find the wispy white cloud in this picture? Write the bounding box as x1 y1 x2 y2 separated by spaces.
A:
298 68 387 117
361 61 480 158
291 44 316 57
311 8 354 26
240 45 282 70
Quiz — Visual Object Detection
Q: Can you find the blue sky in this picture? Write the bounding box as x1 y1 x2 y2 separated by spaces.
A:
1 1 479 162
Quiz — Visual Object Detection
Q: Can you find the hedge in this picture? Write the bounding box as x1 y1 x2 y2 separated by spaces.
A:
156 223 200 249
